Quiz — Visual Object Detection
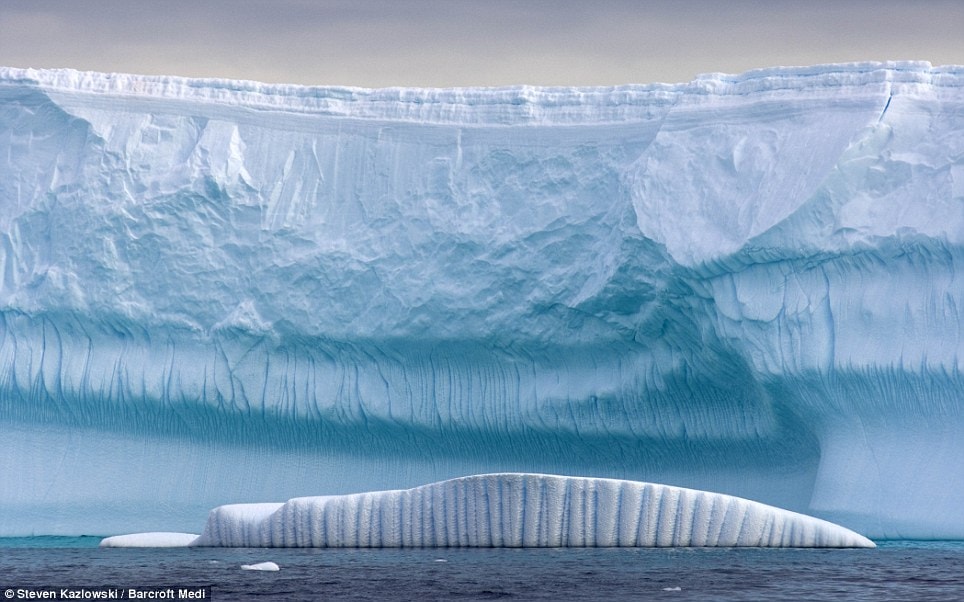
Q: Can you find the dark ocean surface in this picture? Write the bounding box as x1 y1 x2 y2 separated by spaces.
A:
1 539 963 601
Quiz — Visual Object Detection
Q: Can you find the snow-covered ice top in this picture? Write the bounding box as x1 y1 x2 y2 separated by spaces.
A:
4 61 960 125
103 474 875 548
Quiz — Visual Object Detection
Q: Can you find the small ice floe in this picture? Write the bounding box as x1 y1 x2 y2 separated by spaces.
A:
241 561 280 572
99 532 199 547
662 586 682 592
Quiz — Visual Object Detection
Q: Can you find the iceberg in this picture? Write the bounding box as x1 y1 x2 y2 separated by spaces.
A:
1 62 963 539
102 474 876 548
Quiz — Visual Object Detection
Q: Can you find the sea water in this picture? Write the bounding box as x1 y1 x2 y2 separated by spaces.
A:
1 539 962 601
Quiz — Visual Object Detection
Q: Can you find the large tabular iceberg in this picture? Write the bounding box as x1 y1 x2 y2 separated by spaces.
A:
102 474 874 548
1 62 962 539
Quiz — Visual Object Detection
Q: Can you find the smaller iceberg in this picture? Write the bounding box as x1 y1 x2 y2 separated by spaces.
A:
102 474 875 548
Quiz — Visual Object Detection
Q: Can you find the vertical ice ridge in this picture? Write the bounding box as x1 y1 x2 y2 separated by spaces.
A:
191 474 873 548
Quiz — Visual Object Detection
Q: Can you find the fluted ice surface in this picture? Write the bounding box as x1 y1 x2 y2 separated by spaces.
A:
1 63 963 538
191 474 873 548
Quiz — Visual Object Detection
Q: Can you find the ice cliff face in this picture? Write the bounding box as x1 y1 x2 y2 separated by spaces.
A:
1 62 962 538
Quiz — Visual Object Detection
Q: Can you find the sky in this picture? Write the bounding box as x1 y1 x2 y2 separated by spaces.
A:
2 0 963 88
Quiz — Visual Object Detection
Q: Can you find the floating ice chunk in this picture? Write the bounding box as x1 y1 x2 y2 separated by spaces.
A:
99 532 199 547
191 474 874 548
241 562 280 572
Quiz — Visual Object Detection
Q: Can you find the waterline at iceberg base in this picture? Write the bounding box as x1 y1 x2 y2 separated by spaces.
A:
1 62 962 539
100 474 875 548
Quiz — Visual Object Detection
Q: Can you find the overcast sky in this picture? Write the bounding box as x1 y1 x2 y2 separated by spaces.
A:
2 0 963 88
